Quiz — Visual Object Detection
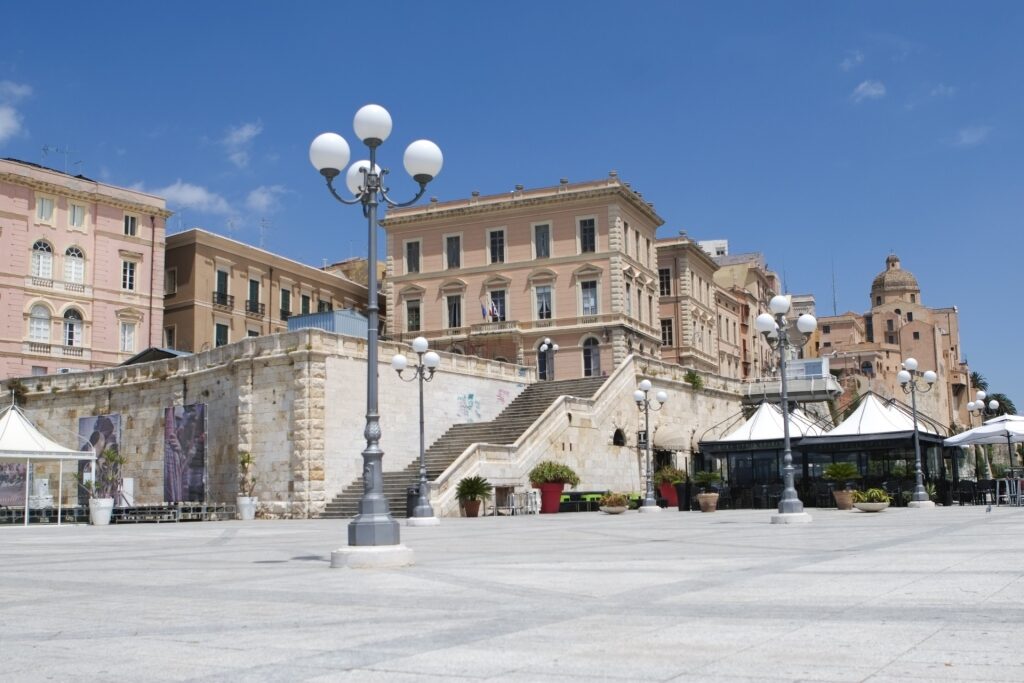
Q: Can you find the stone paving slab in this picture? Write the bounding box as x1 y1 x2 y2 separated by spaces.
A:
2 506 1023 681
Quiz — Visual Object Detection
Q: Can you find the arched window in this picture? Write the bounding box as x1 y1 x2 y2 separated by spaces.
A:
31 241 53 279
613 428 626 446
64 247 84 284
29 305 50 342
583 338 601 377
63 308 83 347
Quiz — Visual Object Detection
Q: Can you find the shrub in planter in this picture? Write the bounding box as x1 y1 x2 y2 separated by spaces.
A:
852 487 891 512
456 475 493 518
822 462 860 510
654 466 686 507
692 470 722 512
77 446 125 525
528 461 579 514
598 492 629 514
237 451 258 521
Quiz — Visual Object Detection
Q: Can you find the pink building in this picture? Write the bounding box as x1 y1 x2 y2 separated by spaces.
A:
0 159 171 379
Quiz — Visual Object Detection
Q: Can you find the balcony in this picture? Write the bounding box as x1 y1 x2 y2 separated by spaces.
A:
470 320 521 335
61 345 84 357
27 342 51 354
212 291 234 310
63 282 85 293
31 277 53 288
245 300 265 318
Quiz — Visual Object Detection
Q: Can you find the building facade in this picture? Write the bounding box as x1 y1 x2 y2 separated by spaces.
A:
0 158 170 379
710 252 781 380
163 229 375 352
382 174 664 379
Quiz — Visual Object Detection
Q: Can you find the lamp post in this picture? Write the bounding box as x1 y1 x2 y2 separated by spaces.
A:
897 358 938 508
634 379 668 512
755 295 817 524
539 337 559 381
310 105 443 564
391 337 441 526
969 391 1013 469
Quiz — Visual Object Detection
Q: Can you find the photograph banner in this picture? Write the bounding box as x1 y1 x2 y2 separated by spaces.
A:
0 463 27 506
78 414 121 505
164 404 207 503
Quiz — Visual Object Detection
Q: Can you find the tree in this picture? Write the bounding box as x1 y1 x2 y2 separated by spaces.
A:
970 371 989 393
988 393 1017 416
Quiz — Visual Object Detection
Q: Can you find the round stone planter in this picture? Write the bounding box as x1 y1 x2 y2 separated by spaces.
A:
833 490 855 510
853 502 890 512
236 496 258 521
599 506 627 515
89 497 114 526
697 492 719 513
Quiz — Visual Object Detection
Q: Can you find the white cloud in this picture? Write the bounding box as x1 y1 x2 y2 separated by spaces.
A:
930 83 956 98
0 80 32 102
840 50 864 71
851 80 886 103
0 105 23 143
152 180 233 214
953 125 992 147
222 121 263 168
245 185 287 214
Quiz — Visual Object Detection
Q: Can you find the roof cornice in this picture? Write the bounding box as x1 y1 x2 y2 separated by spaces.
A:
0 170 173 219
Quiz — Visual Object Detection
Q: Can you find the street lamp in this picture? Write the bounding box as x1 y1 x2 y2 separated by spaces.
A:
391 337 441 526
539 337 559 381
755 294 816 524
634 379 668 512
310 104 443 564
968 392 1012 469
897 358 938 508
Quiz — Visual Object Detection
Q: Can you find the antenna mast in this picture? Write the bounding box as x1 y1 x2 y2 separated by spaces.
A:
831 258 838 316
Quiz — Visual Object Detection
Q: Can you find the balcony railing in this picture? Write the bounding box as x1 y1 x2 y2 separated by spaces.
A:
245 300 265 317
212 291 234 309
28 342 51 354
61 345 84 357
31 277 53 288
64 282 85 293
470 320 520 335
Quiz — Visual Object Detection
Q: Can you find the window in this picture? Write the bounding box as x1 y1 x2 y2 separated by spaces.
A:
583 338 601 377
124 214 138 236
534 224 550 259
31 366 47 376
64 247 84 283
644 237 650 266
886 319 894 332
317 300 332 313
36 196 54 224
301 294 311 315
445 234 461 269
248 279 260 312
875 296 882 306
405 240 420 274
63 309 83 346
215 270 229 298
910 294 916 303
535 285 552 320
446 295 462 328
625 282 632 316
31 241 53 278
579 218 596 253
659 269 671 296
121 261 136 290
661 319 673 347
822 341 832 348
581 280 598 315
490 289 506 322
822 324 831 334
164 326 176 349
406 300 421 332
281 289 291 320
913 331 921 340
119 322 136 353
69 203 86 229
489 229 505 264
215 323 229 347
635 233 641 262
29 305 50 342
887 335 895 344
247 329 259 337
165 269 178 295
907 312 913 322
648 294 653 324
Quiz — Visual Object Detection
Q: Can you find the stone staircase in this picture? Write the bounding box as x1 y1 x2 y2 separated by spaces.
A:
321 376 607 518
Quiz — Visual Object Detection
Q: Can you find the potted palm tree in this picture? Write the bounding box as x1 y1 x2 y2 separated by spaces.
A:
822 462 860 510
693 470 722 512
654 466 686 508
78 446 125 526
528 461 580 514
456 475 492 517
237 451 258 521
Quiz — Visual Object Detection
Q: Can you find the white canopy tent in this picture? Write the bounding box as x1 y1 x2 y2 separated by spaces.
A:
944 415 1024 467
717 402 826 442
824 393 938 437
0 404 96 526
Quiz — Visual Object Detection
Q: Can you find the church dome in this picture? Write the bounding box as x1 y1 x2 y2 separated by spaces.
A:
871 254 919 297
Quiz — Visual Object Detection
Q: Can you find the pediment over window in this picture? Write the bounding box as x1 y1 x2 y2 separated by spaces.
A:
482 274 512 289
439 278 467 294
526 268 557 284
115 307 144 322
398 284 426 299
572 263 603 282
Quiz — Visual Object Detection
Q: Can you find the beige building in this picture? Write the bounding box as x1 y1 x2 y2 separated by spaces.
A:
163 229 375 352
814 254 968 427
381 174 663 379
710 252 781 380
0 158 170 379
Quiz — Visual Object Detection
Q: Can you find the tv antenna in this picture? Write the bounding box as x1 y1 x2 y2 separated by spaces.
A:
831 258 838 316
260 218 270 249
41 144 79 174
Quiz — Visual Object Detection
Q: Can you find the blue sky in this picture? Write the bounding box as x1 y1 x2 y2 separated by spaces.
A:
2 2 1022 405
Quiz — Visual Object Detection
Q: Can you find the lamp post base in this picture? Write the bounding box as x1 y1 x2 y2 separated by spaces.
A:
406 516 441 526
770 512 812 525
331 544 415 569
638 503 662 513
907 500 936 509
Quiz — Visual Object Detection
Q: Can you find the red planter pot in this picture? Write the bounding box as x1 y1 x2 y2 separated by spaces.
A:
535 482 565 514
658 482 679 507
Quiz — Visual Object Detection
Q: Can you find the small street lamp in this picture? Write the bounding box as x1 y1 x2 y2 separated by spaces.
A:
634 379 668 512
310 104 442 564
755 295 816 524
897 358 938 508
539 337 559 381
968 391 1014 468
392 337 441 526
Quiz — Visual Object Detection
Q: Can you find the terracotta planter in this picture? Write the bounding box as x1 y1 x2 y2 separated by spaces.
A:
658 482 679 507
535 482 565 514
697 492 719 513
463 499 482 517
833 490 854 510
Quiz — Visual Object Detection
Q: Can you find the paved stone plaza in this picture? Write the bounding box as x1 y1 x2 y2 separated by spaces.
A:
2 506 1023 682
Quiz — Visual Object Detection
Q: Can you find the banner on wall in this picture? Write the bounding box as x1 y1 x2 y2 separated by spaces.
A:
164 404 207 503
0 463 27 506
77 414 122 505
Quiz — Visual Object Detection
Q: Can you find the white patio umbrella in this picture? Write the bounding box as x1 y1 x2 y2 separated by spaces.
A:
944 419 1024 470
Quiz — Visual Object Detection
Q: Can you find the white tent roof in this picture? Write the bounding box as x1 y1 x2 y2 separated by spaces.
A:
718 402 825 442
0 405 95 461
825 394 936 437
944 419 1024 447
